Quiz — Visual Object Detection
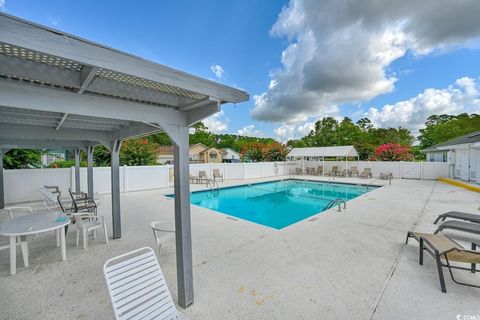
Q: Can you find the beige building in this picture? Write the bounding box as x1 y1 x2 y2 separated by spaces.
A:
156 143 226 164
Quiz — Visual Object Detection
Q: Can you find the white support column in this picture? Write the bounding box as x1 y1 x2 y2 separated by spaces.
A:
87 145 94 199
74 148 81 193
168 124 194 308
0 149 4 209
110 140 122 239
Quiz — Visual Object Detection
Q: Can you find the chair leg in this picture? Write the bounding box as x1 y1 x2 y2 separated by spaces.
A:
433 215 443 224
83 229 88 249
433 227 441 235
435 253 447 293
419 238 424 266
104 224 109 244
157 244 162 258
93 229 96 240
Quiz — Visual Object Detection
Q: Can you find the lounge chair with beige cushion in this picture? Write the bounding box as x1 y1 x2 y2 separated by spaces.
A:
406 231 480 293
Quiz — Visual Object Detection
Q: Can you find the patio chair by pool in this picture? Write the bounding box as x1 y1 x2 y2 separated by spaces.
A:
75 211 108 249
104 247 188 320
360 168 372 179
434 211 480 225
350 166 359 177
296 167 303 175
434 220 480 236
68 188 97 216
327 166 340 177
316 166 323 175
198 171 208 183
150 221 175 257
37 185 67 210
213 169 224 182
189 174 199 184
379 172 393 180
406 231 480 293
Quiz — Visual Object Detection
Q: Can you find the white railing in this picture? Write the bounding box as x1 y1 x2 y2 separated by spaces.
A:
3 161 449 204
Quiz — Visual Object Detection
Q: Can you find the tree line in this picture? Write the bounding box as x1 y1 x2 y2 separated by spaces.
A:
3 113 480 168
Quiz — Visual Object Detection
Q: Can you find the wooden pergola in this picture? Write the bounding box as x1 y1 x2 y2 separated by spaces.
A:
0 13 248 308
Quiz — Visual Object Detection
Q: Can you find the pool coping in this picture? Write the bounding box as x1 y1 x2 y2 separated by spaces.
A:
165 178 383 197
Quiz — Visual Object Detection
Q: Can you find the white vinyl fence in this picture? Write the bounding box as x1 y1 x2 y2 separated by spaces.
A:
4 161 448 204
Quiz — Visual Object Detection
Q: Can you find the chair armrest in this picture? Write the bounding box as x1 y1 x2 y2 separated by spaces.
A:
44 185 60 194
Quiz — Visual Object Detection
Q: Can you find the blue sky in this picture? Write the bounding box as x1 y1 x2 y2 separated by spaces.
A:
2 0 480 141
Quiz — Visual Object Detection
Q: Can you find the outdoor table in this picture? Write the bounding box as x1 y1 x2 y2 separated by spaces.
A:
0 211 70 275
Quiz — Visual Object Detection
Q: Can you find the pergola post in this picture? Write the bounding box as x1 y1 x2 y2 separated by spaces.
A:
87 145 94 199
0 149 4 209
111 140 122 239
74 148 81 193
171 125 194 308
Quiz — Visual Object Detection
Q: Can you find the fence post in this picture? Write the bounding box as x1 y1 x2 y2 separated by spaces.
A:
420 161 424 180
70 166 75 190
400 161 403 179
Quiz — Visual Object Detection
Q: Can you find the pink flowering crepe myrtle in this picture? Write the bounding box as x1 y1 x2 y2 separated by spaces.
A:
370 143 413 161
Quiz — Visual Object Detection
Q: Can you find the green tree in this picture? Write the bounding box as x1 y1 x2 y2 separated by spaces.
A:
419 113 480 149
240 142 265 162
3 149 42 169
120 138 157 166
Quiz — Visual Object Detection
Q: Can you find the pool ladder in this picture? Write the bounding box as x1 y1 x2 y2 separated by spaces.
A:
206 179 219 191
324 198 346 212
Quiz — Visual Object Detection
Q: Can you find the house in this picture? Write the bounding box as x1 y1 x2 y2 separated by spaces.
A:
220 148 241 163
41 149 67 166
422 131 480 182
156 143 227 164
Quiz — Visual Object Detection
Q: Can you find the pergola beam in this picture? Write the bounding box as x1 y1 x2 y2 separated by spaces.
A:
0 78 188 125
56 113 69 130
0 138 98 149
78 66 98 94
112 123 162 141
0 122 111 142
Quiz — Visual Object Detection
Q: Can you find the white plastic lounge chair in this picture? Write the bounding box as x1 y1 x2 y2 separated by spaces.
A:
150 221 175 257
75 211 108 249
103 247 187 320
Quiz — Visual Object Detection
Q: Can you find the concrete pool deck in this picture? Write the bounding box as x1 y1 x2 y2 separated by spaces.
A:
0 176 479 319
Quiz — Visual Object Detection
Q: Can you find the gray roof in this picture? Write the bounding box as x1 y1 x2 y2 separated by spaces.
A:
422 130 480 152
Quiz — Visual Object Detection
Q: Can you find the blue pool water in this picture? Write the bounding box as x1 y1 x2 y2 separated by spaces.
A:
171 179 379 229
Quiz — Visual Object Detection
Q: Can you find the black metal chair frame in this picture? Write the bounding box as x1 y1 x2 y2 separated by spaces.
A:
406 231 480 293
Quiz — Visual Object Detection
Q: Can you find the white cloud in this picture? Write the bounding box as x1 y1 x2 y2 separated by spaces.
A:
203 110 228 133
273 121 315 142
274 124 296 142
0 0 5 11
210 65 224 79
252 0 480 123
365 76 480 133
237 125 264 137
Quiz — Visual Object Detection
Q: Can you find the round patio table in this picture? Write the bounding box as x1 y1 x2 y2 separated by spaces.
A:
0 211 70 275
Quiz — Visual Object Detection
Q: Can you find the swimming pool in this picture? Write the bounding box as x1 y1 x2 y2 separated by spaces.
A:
170 179 379 229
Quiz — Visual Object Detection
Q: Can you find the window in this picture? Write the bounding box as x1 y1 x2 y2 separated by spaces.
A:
210 152 217 159
442 152 448 162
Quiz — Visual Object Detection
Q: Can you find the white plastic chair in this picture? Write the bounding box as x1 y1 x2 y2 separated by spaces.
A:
0 207 31 268
150 221 175 257
103 247 187 320
75 212 108 249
